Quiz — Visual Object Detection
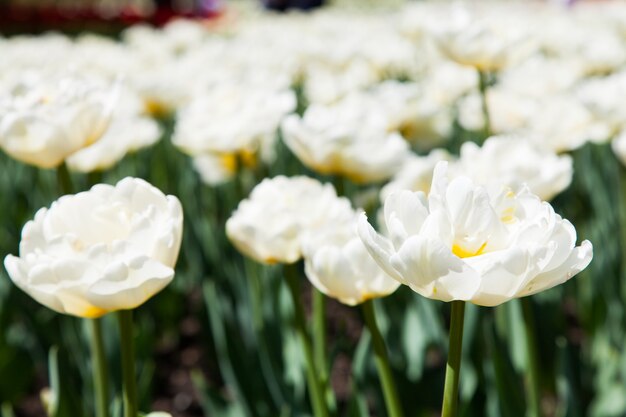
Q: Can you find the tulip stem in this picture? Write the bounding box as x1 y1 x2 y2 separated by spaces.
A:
618 167 626 292
117 310 138 417
441 300 466 417
521 298 542 417
477 70 492 140
57 163 74 195
312 288 336 411
361 300 404 417
88 318 110 417
284 265 330 417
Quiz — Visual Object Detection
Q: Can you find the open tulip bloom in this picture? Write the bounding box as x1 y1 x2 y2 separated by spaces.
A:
0 70 118 169
4 177 183 317
4 177 183 417
358 161 592 306
358 161 592 415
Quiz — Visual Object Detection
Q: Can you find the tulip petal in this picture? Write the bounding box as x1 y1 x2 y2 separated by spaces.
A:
518 240 593 298
466 247 536 306
390 235 480 301
357 213 406 284
86 257 174 311
384 190 429 246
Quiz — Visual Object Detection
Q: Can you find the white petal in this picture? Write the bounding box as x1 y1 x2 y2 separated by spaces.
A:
87 257 174 311
384 190 429 245
518 240 593 298
467 247 536 306
357 213 405 283
390 235 480 302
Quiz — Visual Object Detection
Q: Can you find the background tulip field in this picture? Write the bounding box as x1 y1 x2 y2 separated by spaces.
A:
1 1 626 417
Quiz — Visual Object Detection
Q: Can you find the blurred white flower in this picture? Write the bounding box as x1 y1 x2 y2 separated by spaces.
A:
226 176 354 264
303 60 379 105
302 216 400 306
0 34 73 74
173 84 296 159
281 96 410 183
192 153 239 186
381 149 454 202
298 14 418 104
457 88 536 134
526 96 612 152
537 14 626 75
575 72 626 138
368 80 454 148
4 178 183 317
0 70 116 168
66 89 161 172
383 136 571 205
358 162 592 306
458 136 573 201
497 56 584 99
429 7 533 72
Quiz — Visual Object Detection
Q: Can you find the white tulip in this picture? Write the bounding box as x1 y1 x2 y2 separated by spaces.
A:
281 97 410 183
4 178 183 317
429 7 534 72
302 217 400 306
498 56 584 99
456 88 536 134
303 60 379 105
0 70 116 168
458 136 573 201
192 153 238 186
226 176 354 264
526 96 611 152
358 162 592 307
383 136 571 205
576 72 626 137
381 149 454 202
65 89 161 173
173 84 296 157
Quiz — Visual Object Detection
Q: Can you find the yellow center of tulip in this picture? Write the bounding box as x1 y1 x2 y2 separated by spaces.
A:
220 154 238 174
452 241 487 258
145 99 169 118
239 150 257 169
81 305 108 318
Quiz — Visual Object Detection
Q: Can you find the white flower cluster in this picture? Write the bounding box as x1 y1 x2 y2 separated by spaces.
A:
3 1 611 308
2 2 625 173
226 176 400 305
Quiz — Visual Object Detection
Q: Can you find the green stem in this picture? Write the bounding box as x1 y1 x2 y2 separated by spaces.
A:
88 318 110 417
619 167 626 286
441 301 466 417
284 265 330 417
521 298 541 417
361 300 404 417
312 292 327 375
56 162 74 195
1 402 15 417
117 310 137 417
247 261 285 406
313 288 337 412
477 70 492 141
